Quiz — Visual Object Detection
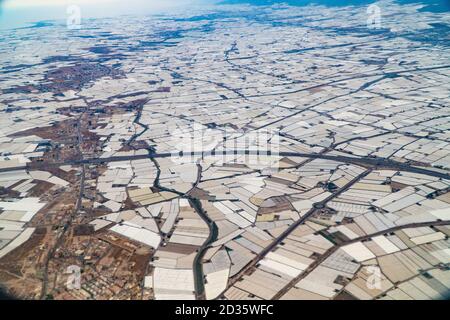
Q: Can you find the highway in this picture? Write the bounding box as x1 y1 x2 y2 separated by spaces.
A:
3 146 448 299
2 149 449 180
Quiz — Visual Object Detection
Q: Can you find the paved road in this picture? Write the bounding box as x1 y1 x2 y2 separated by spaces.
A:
148 158 218 299
218 169 372 297
272 219 450 300
2 149 449 180
190 163 220 300
40 116 87 299
3 146 447 298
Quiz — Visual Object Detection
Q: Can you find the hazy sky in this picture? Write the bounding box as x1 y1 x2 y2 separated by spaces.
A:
0 0 212 29
1 0 447 30
2 0 201 9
